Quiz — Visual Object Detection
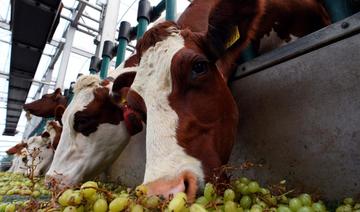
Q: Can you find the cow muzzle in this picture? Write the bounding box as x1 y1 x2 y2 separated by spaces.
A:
144 171 198 202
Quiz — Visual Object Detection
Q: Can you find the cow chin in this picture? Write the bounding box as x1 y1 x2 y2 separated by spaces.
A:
46 122 131 188
144 170 201 202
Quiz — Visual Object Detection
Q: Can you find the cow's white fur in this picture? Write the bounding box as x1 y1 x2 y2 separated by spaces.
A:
46 75 131 186
26 134 53 176
130 30 204 185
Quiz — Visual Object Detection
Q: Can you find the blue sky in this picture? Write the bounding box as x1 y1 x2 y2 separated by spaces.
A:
0 0 190 157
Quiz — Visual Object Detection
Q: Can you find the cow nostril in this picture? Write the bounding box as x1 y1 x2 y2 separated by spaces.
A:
184 179 190 194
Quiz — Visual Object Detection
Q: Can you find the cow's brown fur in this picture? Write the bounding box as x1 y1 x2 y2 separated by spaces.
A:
6 142 28 155
73 87 124 136
23 88 67 118
111 0 330 200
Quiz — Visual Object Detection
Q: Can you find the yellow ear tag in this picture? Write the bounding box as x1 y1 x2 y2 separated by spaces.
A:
225 27 240 49
120 97 127 105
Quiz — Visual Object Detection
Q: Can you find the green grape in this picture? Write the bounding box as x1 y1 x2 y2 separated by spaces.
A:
68 191 83 206
135 185 148 197
235 183 247 193
297 206 315 212
354 203 360 209
58 189 74 207
32 190 40 198
195 196 209 206
144 196 160 208
336 205 352 212
239 177 250 185
80 181 98 199
343 198 354 206
168 192 187 212
204 183 216 201
93 198 108 212
298 194 312 206
248 181 260 193
240 185 250 195
289 198 302 211
250 204 263 212
131 204 144 212
259 188 270 195
240 195 252 209
76 205 85 212
109 196 129 212
189 203 207 212
276 205 291 212
63 206 78 212
224 189 236 202
312 202 326 212
4 204 15 212
224 201 238 212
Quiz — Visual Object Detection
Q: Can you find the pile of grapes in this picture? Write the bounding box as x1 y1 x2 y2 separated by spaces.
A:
0 172 359 212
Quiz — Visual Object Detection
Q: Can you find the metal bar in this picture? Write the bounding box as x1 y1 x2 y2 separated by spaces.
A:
165 0 177 21
232 12 360 80
55 26 76 89
61 15 99 33
137 18 149 40
76 27 97 37
0 72 55 86
72 2 87 27
77 21 99 32
116 39 128 66
0 21 10 30
76 0 102 12
323 0 355 22
82 13 100 23
96 0 121 58
100 56 110 79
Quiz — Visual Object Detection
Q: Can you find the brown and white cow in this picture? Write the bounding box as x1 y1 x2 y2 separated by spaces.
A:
111 0 330 201
6 122 61 176
23 88 67 120
45 73 144 186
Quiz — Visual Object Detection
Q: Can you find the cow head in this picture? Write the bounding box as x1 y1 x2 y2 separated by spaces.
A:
111 6 245 201
46 75 137 186
25 133 54 176
6 141 28 155
45 120 63 150
23 88 67 118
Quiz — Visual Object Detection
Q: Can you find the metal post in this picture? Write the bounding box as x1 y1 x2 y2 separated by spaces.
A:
42 68 53 94
100 41 114 79
55 26 76 90
89 56 100 74
96 0 121 58
137 0 151 40
165 0 176 21
323 0 356 22
116 21 131 66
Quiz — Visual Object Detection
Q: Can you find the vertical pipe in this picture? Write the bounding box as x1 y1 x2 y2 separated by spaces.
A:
116 21 131 66
137 18 149 40
100 56 111 79
89 56 100 74
55 26 76 90
137 0 151 40
165 0 176 21
323 0 354 22
116 39 128 66
100 41 114 79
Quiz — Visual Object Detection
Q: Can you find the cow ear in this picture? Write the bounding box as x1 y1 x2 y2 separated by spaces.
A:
111 71 137 106
54 105 65 126
203 0 266 80
112 71 137 94
41 131 50 138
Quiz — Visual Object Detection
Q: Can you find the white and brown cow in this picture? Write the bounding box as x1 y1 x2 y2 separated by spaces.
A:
45 73 143 186
111 0 330 201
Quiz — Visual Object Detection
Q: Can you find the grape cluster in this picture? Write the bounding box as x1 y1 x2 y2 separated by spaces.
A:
1 172 359 212
335 198 360 212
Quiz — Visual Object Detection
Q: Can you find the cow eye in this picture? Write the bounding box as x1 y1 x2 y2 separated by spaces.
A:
191 61 208 79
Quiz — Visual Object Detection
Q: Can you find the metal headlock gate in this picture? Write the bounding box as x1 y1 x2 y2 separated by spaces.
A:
26 0 177 137
24 0 360 202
